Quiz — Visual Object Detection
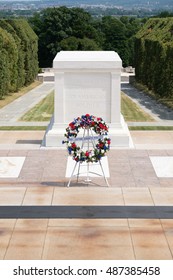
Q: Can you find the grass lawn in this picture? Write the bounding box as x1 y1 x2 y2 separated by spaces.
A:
1 126 173 131
20 91 54 121
121 92 154 122
0 80 41 109
129 126 173 131
20 91 154 122
0 126 47 131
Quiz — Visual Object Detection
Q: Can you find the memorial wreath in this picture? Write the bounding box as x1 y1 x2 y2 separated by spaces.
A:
63 114 111 163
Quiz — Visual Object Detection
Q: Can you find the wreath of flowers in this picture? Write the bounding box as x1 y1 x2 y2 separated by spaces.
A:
62 114 111 163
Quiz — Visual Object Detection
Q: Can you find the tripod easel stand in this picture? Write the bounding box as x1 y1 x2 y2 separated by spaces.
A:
67 127 109 187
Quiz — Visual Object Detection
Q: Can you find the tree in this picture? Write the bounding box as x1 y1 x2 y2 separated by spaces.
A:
60 36 100 51
101 16 130 66
29 7 100 67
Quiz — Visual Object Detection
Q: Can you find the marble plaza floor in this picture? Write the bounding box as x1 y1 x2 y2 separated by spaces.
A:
1 131 173 259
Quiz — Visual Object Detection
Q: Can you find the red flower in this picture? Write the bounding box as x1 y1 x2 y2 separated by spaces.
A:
69 122 75 129
71 143 77 149
86 114 90 117
99 123 104 129
85 151 90 157
107 139 111 145
99 143 104 148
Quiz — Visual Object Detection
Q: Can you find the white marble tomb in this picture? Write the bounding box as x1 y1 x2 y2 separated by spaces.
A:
44 51 133 147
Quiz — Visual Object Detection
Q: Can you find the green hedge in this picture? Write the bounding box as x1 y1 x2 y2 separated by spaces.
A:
0 19 38 99
0 27 17 98
134 18 173 98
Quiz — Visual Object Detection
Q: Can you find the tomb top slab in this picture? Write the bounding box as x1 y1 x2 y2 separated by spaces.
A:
53 51 122 70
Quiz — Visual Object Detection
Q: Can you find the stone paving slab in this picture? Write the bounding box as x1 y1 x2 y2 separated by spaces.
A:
0 135 173 259
1 216 173 260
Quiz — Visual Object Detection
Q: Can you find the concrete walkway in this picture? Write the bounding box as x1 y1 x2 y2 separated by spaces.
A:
0 82 54 125
122 83 173 123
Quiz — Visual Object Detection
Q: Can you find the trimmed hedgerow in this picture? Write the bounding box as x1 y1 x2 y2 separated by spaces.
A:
134 18 173 98
0 19 38 99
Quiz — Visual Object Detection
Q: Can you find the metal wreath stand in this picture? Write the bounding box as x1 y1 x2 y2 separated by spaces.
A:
67 126 109 187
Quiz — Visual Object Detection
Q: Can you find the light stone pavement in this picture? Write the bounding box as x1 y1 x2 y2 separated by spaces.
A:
0 131 173 259
1 81 173 260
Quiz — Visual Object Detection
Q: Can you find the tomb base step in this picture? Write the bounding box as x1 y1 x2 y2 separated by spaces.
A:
43 115 133 148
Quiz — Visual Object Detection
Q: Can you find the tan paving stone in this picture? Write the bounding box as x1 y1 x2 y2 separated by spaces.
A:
131 227 169 247
52 187 124 205
128 219 161 228
109 176 135 188
7 150 29 156
131 131 173 145
42 226 133 260
0 150 9 156
4 228 47 260
134 177 159 187
150 188 173 205
146 182 161 188
22 158 46 168
123 188 154 205
132 169 157 178
15 219 48 229
0 187 26 205
160 219 173 230
160 219 173 254
42 168 66 178
134 247 172 260
127 150 149 157
48 218 128 227
19 170 43 182
159 179 173 187
0 229 14 260
0 219 16 228
147 150 168 156
22 187 54 205
166 150 173 156
0 219 16 259
107 150 128 161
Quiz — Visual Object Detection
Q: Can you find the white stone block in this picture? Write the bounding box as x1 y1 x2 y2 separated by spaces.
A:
150 156 173 177
44 51 133 148
0 157 25 178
